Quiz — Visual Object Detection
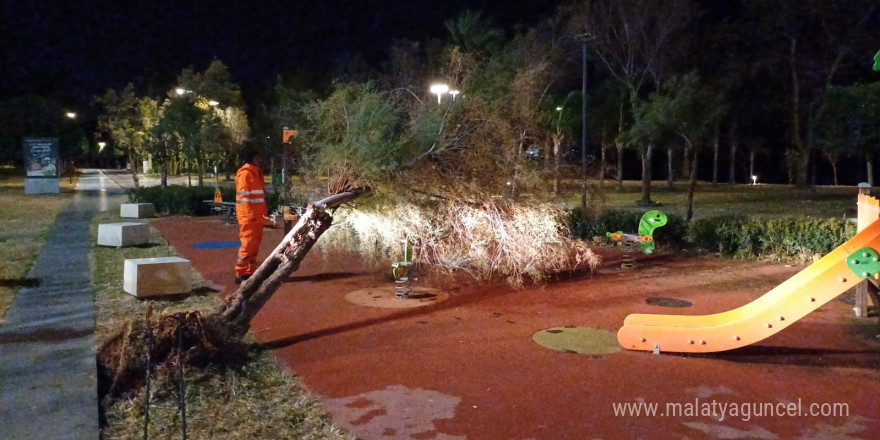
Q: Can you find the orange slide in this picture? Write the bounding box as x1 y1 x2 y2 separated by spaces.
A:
618 216 880 353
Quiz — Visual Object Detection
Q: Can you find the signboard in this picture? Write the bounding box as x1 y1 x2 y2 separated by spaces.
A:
282 128 298 143
23 137 59 178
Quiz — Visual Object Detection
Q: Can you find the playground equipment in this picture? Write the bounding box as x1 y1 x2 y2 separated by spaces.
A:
392 235 415 299
606 210 667 269
618 191 880 354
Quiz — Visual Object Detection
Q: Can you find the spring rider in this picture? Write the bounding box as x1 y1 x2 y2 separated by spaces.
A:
606 210 667 269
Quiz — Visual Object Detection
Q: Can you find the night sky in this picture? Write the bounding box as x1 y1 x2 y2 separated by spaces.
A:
0 0 566 110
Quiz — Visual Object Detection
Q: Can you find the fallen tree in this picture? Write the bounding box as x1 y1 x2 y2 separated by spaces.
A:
98 190 366 399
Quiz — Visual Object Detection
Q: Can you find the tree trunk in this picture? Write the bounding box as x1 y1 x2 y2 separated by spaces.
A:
867 153 875 187
711 123 719 186
599 142 607 188
788 37 810 187
667 146 674 189
197 152 205 187
219 191 364 334
749 150 755 182
686 141 698 222
681 141 692 181
128 151 140 190
616 142 624 192
552 134 563 196
639 144 653 205
728 121 737 184
98 190 367 398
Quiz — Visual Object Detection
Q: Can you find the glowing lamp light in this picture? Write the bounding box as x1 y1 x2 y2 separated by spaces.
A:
751 175 758 185
65 112 76 119
430 83 449 104
449 89 460 101
208 100 219 107
98 142 106 151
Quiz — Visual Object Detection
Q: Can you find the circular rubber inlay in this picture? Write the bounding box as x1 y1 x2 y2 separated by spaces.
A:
532 327 621 354
645 297 693 308
345 287 448 309
192 241 241 249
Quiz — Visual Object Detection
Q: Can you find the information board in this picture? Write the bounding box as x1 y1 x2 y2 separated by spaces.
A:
23 137 59 178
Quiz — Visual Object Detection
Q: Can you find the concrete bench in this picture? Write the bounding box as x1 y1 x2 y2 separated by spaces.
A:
97 222 150 247
123 257 191 298
120 203 155 218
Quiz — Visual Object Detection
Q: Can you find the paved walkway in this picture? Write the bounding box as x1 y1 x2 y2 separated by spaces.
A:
0 170 126 439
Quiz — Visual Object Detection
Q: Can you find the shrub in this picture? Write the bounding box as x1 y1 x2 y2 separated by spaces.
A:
133 185 281 216
689 216 855 261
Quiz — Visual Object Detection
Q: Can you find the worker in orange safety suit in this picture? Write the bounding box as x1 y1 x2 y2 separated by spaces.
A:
234 148 268 284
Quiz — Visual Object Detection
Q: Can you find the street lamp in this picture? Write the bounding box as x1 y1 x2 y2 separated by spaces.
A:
555 106 564 134
208 100 219 107
429 83 449 104
175 87 189 96
98 141 106 152
449 90 460 102
751 175 758 185
65 112 76 119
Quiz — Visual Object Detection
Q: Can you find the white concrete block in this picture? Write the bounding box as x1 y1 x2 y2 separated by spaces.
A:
97 222 150 247
120 203 155 218
25 178 60 194
123 257 191 298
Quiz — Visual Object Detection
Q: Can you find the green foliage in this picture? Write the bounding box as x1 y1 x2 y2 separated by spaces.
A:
689 216 856 260
444 10 503 55
301 83 405 191
816 82 880 157
132 185 280 216
570 208 852 260
133 185 224 215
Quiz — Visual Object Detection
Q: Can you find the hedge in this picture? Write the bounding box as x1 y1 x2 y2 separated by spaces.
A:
567 208 856 260
133 185 280 216
689 215 855 259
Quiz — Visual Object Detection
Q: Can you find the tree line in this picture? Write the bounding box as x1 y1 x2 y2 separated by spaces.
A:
2 0 879 202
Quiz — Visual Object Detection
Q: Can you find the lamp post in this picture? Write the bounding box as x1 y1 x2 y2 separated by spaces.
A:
580 35 589 210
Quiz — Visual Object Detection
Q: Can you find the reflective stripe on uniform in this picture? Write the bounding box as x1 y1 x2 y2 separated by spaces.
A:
237 190 250 196
236 198 265 204
250 189 264 195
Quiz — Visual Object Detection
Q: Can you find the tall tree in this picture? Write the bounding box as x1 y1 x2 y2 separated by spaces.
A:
572 0 692 205
816 82 880 186
175 61 247 186
745 0 877 187
444 10 503 55
96 83 148 189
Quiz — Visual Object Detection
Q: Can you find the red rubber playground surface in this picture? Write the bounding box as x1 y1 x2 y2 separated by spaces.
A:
153 217 880 440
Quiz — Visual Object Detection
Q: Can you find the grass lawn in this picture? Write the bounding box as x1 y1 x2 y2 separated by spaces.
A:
0 168 76 322
582 180 859 220
90 211 353 440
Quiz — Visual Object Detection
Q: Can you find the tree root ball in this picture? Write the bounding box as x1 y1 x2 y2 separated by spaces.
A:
97 310 252 402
